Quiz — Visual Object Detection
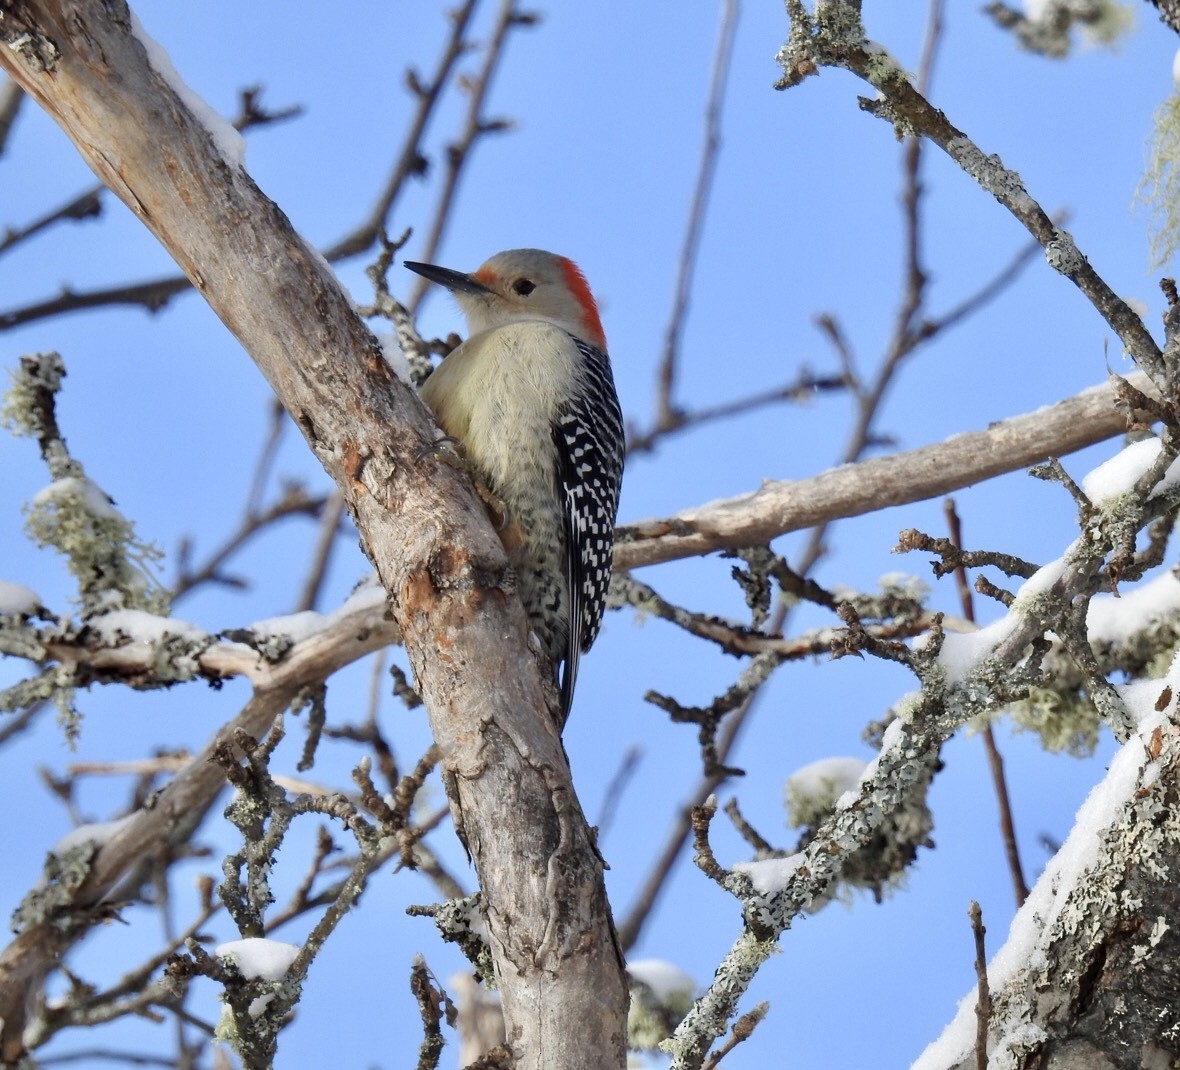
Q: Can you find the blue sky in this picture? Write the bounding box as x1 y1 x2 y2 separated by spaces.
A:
1 3 1175 1067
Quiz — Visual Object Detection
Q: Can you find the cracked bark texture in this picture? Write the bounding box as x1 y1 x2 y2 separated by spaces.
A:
0 2 627 1066
933 728 1180 1070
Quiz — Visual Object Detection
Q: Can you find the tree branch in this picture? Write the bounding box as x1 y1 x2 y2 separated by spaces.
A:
615 372 1152 570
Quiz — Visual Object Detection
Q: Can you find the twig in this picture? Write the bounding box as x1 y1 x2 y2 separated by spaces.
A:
627 370 846 455
36 1048 177 1067
926 229 1054 337
407 0 535 312
624 0 839 459
365 647 389 728
791 0 947 581
689 798 729 886
616 704 752 951
293 491 347 612
409 956 449 1070
647 652 779 777
0 78 23 154
700 1002 768 1070
722 798 774 855
324 0 481 261
171 487 326 601
651 0 740 432
612 572 946 659
0 86 302 260
896 526 1039 581
0 188 102 256
943 500 1029 907
777 7 1164 384
243 399 287 520
0 276 193 329
968 901 991 1069
0 696 47 746
595 746 641 840
0 5 472 327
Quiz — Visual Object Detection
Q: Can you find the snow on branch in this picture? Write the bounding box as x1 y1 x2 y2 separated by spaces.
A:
616 372 1155 571
914 697 1180 1069
662 423 1180 1067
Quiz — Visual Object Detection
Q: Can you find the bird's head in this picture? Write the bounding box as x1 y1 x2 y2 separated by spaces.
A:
406 248 606 351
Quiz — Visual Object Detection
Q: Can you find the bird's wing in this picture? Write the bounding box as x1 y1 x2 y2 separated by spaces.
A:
551 336 625 722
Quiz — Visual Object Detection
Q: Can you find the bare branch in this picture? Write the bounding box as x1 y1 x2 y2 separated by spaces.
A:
0 275 193 329
172 486 327 602
651 0 740 433
942 500 1029 908
323 0 481 261
0 2 482 328
776 9 1164 383
968 901 991 1070
627 370 846 456
292 491 347 612
0 77 23 152
407 0 534 311
0 185 101 255
615 372 1152 570
0 85 299 261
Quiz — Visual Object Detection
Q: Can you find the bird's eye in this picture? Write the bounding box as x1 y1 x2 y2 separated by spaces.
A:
512 278 536 296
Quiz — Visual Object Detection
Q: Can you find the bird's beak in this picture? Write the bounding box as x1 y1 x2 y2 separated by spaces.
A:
404 260 492 296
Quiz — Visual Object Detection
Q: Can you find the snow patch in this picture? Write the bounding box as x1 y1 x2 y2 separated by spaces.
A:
216 938 300 982
732 854 805 895
1087 570 1180 644
216 938 301 1019
1081 437 1180 505
381 336 413 385
89 609 207 644
627 959 696 1000
788 756 866 799
49 814 137 857
1083 437 1159 503
33 476 119 519
912 712 1166 1069
936 613 1018 684
129 12 246 167
0 580 41 616
1116 646 1180 728
247 577 386 646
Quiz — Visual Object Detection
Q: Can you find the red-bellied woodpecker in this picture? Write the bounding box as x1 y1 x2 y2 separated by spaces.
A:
405 249 625 725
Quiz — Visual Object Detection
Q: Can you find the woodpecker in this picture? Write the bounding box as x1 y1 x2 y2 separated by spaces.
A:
405 249 624 725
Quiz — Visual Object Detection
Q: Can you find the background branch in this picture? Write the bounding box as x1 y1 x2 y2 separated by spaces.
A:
616 371 1150 570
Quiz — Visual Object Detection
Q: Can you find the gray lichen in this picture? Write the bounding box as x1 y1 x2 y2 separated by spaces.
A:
4 353 167 617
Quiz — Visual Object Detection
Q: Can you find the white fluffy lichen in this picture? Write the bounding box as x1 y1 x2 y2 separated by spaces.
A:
4 355 167 616
1138 75 1180 268
24 476 166 615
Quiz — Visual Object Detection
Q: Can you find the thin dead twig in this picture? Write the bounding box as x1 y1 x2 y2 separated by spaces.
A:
0 7 477 328
0 79 23 153
943 499 1029 907
324 0 482 261
651 0 740 433
407 0 536 313
969 900 992 1069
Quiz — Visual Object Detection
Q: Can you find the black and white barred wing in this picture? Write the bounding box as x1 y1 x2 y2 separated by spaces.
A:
552 336 625 719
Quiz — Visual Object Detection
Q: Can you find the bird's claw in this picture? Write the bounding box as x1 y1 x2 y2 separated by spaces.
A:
416 433 466 467
420 435 512 531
